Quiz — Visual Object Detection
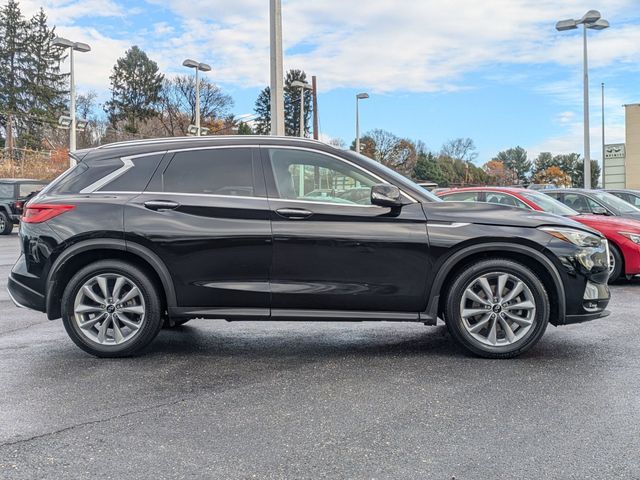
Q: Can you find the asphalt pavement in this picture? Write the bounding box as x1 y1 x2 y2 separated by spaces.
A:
0 232 638 479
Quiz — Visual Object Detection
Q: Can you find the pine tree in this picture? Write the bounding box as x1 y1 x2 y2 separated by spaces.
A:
22 8 67 148
0 0 29 153
253 69 313 136
104 46 164 133
253 87 271 135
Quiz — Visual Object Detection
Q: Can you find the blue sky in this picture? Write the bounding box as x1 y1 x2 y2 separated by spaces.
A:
19 0 640 164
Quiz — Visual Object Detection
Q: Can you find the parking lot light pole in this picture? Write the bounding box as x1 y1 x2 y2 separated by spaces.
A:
291 80 312 137
270 0 285 136
355 93 369 153
183 59 212 136
52 37 91 164
556 10 610 189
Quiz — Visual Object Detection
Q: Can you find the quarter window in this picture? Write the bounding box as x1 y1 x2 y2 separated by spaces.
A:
267 148 378 205
161 148 254 196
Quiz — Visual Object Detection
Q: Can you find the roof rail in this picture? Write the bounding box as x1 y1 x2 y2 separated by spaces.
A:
95 135 326 150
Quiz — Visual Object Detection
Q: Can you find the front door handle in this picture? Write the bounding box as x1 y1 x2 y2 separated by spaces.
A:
144 200 180 211
276 208 313 220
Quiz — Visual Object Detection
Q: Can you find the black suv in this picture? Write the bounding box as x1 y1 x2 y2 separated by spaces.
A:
7 137 611 358
0 178 48 235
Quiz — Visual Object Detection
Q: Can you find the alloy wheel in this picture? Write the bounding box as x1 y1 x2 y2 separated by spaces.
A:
459 271 536 347
73 273 146 346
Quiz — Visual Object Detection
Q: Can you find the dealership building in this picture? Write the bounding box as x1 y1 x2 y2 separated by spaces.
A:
603 104 640 188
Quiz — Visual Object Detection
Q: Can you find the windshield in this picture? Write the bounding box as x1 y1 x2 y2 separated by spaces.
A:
591 191 640 213
520 191 577 216
341 149 442 202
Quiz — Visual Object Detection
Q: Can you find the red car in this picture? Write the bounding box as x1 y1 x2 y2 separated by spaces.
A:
437 187 640 282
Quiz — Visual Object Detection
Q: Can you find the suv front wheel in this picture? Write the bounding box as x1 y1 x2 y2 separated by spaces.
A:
0 211 13 235
445 258 550 359
61 260 163 357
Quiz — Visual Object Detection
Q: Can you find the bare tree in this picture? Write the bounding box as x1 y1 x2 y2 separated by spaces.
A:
440 138 478 163
360 129 417 176
158 75 233 136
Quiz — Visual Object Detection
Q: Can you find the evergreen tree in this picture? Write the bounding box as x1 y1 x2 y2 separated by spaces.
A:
253 87 271 135
0 0 29 152
253 69 313 136
492 146 531 183
414 151 446 185
22 8 67 147
104 46 164 133
237 122 253 135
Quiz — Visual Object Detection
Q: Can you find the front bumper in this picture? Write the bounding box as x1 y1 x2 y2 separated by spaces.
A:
565 308 610 324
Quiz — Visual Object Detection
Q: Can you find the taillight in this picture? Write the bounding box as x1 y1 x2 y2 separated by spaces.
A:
22 204 75 224
15 200 23 210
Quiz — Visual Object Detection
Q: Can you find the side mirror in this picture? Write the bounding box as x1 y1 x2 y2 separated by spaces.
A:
591 205 608 215
371 184 402 208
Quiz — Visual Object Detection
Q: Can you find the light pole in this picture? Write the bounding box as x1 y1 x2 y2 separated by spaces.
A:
556 10 610 189
52 37 90 163
355 92 369 153
601 82 605 187
291 80 312 137
269 0 285 136
183 59 212 136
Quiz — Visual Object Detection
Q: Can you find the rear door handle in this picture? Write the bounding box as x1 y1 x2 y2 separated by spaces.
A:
276 208 313 220
144 200 180 211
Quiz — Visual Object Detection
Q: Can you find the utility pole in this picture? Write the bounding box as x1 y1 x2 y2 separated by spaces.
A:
5 115 13 161
312 76 319 140
269 0 285 136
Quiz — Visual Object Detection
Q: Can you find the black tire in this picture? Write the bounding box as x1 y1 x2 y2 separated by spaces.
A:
0 211 13 235
162 318 191 328
444 258 550 359
61 260 163 358
608 243 623 283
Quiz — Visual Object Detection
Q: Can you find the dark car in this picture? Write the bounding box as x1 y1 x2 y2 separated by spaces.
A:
605 189 640 209
544 188 640 221
7 136 611 359
0 178 48 235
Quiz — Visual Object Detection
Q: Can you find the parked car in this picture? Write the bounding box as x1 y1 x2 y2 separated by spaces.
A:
0 178 48 235
544 188 640 221
8 136 610 359
437 187 640 282
605 189 640 209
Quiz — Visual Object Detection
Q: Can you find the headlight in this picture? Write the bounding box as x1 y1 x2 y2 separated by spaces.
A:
620 232 640 244
539 226 602 247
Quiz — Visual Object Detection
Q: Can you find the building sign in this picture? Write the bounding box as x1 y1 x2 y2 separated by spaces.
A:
603 143 626 188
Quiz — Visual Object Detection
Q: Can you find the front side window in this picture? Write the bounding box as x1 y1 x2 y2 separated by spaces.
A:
162 148 254 197
267 148 378 205
485 192 530 210
562 193 597 214
591 191 640 214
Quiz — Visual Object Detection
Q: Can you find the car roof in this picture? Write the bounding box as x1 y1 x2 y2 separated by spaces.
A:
83 135 333 162
439 186 526 194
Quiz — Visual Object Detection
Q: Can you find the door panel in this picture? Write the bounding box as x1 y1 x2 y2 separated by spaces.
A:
262 147 431 312
124 147 271 309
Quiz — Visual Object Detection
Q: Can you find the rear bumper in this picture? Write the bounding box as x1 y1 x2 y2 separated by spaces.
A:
7 276 45 312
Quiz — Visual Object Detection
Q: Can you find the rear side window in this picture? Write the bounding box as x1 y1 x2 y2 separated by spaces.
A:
0 184 13 198
18 183 45 197
442 191 480 202
101 154 164 192
159 148 254 197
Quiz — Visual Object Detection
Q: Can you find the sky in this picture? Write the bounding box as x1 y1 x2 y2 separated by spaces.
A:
17 0 640 164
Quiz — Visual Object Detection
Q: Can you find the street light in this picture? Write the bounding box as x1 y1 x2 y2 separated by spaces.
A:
556 10 610 189
270 0 285 136
52 37 90 164
355 93 369 153
291 80 313 137
183 59 212 137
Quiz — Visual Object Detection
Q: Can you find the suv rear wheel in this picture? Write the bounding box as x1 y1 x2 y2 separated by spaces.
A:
445 258 549 359
61 260 163 357
0 211 13 235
